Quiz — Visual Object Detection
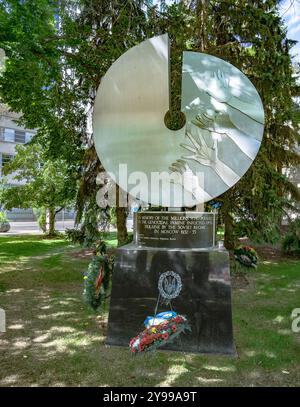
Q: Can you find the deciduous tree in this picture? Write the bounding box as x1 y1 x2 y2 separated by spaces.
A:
0 143 76 236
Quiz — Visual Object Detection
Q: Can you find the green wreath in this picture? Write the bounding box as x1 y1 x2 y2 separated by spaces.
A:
83 242 114 311
234 245 258 269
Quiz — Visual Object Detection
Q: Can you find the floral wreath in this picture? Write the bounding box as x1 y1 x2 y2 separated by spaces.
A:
234 245 258 268
129 312 191 354
83 242 114 311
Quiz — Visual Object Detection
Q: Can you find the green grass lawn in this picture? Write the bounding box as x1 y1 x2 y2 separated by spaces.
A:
0 234 299 386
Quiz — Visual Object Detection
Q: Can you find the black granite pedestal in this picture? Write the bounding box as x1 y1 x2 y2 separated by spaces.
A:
106 243 235 355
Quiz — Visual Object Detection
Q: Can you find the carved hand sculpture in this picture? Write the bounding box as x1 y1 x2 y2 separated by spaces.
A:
93 35 264 206
180 126 240 187
168 159 212 203
192 110 261 160
206 70 264 125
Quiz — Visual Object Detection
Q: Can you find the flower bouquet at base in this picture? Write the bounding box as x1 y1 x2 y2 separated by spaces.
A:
129 311 191 354
234 245 258 269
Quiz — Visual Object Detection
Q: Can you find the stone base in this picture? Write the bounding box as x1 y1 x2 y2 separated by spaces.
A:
106 244 235 355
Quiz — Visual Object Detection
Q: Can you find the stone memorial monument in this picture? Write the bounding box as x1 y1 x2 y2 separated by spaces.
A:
107 211 235 354
93 34 264 354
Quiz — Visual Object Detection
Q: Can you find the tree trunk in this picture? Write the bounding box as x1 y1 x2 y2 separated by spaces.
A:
223 210 235 250
196 0 208 51
48 207 56 237
38 207 47 233
221 192 236 250
116 184 128 246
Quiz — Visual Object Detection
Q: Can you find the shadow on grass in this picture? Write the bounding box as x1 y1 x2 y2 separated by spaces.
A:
0 235 70 265
1 276 299 387
0 286 181 386
0 237 300 386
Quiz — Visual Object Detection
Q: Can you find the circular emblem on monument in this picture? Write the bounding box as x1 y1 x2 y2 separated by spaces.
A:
158 271 182 300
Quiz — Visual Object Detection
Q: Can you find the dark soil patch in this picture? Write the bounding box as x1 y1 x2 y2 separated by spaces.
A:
67 249 94 260
254 245 283 261
231 273 250 289
238 238 283 262
67 247 116 260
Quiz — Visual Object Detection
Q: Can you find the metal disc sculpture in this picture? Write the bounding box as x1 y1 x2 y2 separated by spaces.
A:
93 33 264 206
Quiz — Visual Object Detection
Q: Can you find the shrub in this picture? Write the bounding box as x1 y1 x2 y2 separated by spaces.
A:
282 219 300 256
0 211 10 232
33 208 47 233
65 228 86 246
0 211 8 223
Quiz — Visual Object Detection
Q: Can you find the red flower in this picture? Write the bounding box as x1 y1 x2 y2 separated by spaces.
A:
171 325 177 332
144 336 154 345
174 316 183 324
162 332 169 340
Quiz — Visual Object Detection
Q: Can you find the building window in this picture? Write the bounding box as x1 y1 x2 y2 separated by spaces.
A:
15 130 26 144
0 128 34 143
1 154 14 168
3 128 15 142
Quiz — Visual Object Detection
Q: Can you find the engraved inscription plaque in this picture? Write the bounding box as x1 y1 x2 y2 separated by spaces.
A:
135 212 216 249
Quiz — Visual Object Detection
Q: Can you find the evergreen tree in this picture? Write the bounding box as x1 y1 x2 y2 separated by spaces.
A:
149 0 300 248
0 0 151 246
0 0 299 248
199 0 300 248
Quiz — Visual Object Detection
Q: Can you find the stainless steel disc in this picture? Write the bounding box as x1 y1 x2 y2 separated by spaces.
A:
93 34 264 207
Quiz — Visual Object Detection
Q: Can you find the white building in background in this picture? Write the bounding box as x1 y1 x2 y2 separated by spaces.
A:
0 103 75 222
0 103 36 220
0 103 35 169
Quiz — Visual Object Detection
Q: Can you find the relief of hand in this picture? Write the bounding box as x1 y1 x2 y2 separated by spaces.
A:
180 127 218 166
192 110 217 132
192 110 261 160
208 70 231 104
180 126 240 187
168 159 212 203
205 70 264 125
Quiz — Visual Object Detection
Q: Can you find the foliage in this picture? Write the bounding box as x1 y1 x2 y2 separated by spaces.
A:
156 1 194 130
0 142 76 235
0 0 152 246
65 204 112 249
282 218 300 256
205 0 300 247
0 211 8 223
0 0 299 248
65 228 88 247
0 210 10 231
109 207 117 228
153 0 300 247
33 207 47 233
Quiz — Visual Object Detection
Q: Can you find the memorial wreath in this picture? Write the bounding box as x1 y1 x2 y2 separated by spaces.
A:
234 245 258 269
129 312 191 354
83 241 114 311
